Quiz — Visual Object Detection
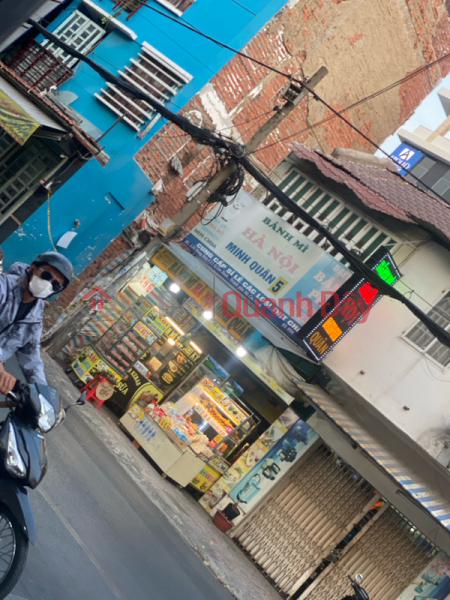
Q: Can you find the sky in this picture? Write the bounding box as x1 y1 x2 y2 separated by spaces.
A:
376 72 450 156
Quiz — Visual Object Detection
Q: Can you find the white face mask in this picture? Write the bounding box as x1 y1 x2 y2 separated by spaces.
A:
28 275 54 299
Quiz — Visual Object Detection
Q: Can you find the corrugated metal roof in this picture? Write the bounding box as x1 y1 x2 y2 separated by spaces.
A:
0 61 109 165
0 74 65 131
292 143 450 245
298 381 450 531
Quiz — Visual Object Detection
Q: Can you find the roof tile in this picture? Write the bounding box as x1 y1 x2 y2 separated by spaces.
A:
292 143 450 244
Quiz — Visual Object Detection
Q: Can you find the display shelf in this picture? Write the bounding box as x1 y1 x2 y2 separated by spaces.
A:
198 387 242 427
192 404 230 438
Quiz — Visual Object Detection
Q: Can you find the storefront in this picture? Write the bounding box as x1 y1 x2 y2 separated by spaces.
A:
60 191 450 600
67 246 301 491
63 242 450 600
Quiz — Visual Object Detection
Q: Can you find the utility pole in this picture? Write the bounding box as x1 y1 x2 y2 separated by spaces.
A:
44 67 327 358
165 66 328 237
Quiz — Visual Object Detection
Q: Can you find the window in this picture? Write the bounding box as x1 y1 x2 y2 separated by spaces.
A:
113 0 195 19
0 131 62 223
41 10 105 68
157 0 196 13
405 293 450 367
410 156 436 180
95 42 192 131
259 167 396 265
3 40 74 92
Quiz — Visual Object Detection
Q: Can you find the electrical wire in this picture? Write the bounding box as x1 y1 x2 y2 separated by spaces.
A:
28 18 450 350
152 108 276 141
28 20 244 157
128 3 450 200
46 190 58 252
241 153 450 348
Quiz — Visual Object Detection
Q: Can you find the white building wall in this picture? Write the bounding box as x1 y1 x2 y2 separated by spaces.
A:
323 240 450 460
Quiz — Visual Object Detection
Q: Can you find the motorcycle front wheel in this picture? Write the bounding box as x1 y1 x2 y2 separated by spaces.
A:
0 506 28 600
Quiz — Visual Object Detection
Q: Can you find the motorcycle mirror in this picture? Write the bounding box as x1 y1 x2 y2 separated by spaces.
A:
76 392 86 406
355 574 364 584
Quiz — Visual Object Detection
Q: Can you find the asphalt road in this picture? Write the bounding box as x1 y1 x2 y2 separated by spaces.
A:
1 360 233 600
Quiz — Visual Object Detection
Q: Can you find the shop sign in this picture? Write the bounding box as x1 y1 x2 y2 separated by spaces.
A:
191 464 221 493
183 189 352 341
228 420 318 513
301 248 401 361
113 367 164 411
95 381 115 401
71 346 100 380
71 345 121 384
151 247 255 342
133 320 158 344
113 327 203 410
141 309 170 336
390 143 424 176
0 88 40 145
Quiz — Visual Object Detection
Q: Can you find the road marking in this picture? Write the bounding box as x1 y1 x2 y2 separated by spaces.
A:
37 488 126 600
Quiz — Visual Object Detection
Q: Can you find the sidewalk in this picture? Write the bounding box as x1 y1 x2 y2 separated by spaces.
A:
43 353 282 600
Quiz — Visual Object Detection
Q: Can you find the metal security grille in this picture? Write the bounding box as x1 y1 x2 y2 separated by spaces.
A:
162 0 196 12
0 131 62 222
405 292 450 367
42 10 104 68
96 42 191 131
261 168 396 264
300 506 437 600
233 444 376 597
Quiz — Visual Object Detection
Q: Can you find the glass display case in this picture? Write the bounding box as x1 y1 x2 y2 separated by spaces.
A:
94 316 158 376
171 371 259 462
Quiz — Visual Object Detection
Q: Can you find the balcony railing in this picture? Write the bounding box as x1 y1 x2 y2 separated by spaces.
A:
113 0 195 19
4 40 74 92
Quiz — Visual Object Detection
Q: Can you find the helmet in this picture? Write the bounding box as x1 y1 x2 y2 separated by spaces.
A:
32 251 73 287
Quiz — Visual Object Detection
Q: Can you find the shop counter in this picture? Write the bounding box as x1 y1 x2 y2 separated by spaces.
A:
120 412 205 487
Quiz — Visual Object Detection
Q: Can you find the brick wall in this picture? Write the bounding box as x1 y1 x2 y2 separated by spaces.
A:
53 0 450 319
135 0 450 233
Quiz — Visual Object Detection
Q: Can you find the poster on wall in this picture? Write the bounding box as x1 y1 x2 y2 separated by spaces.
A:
183 190 352 341
396 552 450 599
71 345 121 384
198 408 302 513
229 419 318 513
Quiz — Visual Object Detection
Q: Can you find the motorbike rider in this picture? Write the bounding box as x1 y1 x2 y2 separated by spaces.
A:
0 251 73 397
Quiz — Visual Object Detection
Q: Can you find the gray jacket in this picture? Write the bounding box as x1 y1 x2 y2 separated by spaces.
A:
0 262 46 385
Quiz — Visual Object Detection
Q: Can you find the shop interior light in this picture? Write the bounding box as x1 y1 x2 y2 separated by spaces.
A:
190 342 203 354
165 317 185 335
202 310 213 320
236 346 247 358
167 338 177 346
169 283 180 294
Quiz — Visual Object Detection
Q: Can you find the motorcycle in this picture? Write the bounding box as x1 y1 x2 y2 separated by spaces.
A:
342 574 370 600
0 380 85 599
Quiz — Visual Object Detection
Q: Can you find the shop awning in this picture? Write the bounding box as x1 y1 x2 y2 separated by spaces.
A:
0 75 65 144
166 243 311 358
297 381 450 531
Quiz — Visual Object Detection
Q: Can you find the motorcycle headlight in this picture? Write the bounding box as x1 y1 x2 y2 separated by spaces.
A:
37 393 56 433
6 423 26 478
